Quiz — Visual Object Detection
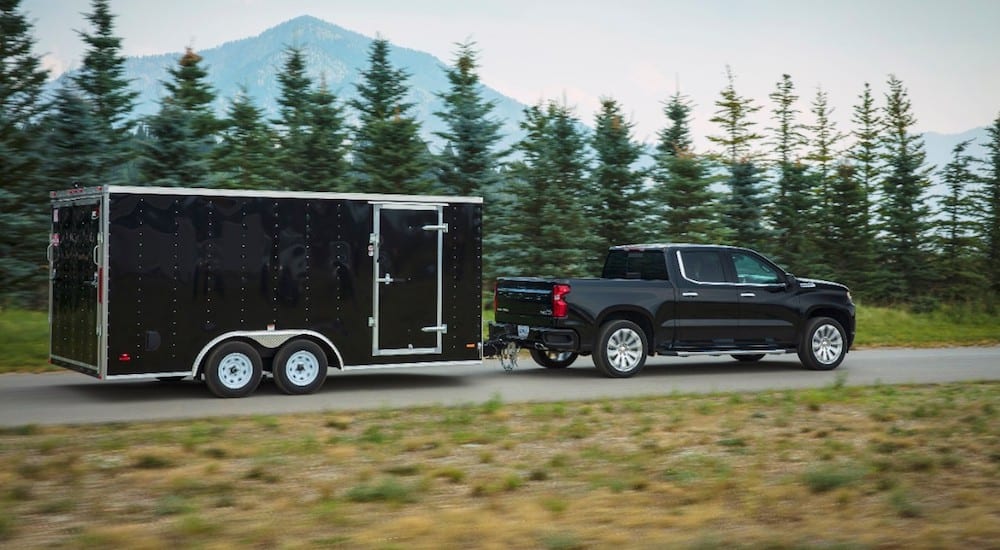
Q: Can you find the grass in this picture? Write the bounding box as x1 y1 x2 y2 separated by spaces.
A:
0 309 52 373
2 302 996 373
1 381 998 548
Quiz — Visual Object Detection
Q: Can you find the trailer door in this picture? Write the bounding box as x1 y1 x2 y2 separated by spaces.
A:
49 192 104 376
372 203 445 356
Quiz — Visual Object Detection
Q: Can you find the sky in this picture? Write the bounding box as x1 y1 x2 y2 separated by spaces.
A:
20 0 1000 147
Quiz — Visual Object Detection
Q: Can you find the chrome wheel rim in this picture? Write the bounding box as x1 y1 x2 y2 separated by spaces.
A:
284 350 320 386
811 324 844 365
218 352 254 389
606 328 643 372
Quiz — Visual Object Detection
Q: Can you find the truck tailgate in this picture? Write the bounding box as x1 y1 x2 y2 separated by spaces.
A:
495 278 558 326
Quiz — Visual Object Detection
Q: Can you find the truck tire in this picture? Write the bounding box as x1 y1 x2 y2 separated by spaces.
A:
204 341 263 398
594 320 648 378
273 339 328 395
798 317 847 370
529 349 578 369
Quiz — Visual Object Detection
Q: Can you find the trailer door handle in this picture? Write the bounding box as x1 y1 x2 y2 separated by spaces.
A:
422 223 449 233
377 273 394 285
421 324 448 334
682 292 699 297
93 245 100 266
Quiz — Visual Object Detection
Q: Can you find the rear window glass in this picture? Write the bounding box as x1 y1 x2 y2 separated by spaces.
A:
603 250 669 280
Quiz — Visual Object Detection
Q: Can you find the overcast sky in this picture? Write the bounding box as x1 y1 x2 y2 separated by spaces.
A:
21 0 1000 146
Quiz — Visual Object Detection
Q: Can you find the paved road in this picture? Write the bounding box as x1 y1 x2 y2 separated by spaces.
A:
1 346 998 426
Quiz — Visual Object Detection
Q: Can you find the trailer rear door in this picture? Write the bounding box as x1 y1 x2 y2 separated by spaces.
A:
49 190 105 376
372 203 445 356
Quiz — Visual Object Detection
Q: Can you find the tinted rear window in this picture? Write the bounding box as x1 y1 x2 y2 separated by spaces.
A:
603 250 669 280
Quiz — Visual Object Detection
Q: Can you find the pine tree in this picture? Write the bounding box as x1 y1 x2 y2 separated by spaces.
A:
350 37 434 194
299 78 349 190
162 47 219 140
805 87 846 275
826 163 872 290
139 101 210 187
981 113 1000 295
933 140 984 299
0 0 50 307
651 92 723 243
766 74 812 269
590 97 645 255
504 102 596 277
708 67 767 249
139 48 218 186
877 75 933 302
212 86 279 189
72 0 137 182
272 46 313 189
40 86 108 188
708 66 763 165
434 41 505 197
846 82 881 291
724 161 770 252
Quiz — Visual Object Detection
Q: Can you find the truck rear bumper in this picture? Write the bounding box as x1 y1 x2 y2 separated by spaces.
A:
487 322 579 352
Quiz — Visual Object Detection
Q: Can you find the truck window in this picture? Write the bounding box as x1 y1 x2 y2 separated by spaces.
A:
602 250 669 280
731 252 783 284
679 250 728 283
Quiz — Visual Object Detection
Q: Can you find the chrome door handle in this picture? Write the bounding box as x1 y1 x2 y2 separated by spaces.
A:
740 292 756 297
682 292 699 297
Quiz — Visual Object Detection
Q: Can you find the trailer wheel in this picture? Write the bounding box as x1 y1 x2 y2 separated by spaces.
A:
594 320 648 378
529 349 578 369
204 341 263 398
273 339 328 395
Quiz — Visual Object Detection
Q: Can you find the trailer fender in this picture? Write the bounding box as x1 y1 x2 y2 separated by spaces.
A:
192 330 345 377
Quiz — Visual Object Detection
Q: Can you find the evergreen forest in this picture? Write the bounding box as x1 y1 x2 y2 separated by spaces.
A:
3 0 1000 311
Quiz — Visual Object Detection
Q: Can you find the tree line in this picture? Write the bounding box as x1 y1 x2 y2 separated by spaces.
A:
2 0 999 310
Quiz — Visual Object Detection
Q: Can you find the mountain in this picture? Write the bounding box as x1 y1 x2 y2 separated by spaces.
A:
68 15 529 151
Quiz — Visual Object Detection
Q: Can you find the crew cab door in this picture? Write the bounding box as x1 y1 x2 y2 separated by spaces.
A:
728 250 798 347
673 249 740 348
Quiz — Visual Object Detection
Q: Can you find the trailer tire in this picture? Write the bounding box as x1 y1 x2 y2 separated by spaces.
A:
594 320 648 378
273 339 328 395
204 341 263 398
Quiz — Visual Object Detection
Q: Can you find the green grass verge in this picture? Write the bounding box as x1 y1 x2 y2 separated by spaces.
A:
854 303 1000 348
3 303 997 373
0 309 51 373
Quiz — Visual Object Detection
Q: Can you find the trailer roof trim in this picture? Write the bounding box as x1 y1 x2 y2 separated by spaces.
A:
87 185 484 204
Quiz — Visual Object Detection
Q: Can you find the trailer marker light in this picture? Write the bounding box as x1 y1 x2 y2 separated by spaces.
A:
118 353 132 362
466 343 477 349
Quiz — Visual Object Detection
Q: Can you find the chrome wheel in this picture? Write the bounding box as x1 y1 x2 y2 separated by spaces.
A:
218 352 254 390
606 328 643 372
811 323 844 365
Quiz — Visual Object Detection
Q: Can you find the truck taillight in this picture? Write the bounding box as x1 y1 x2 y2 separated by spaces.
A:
552 284 571 318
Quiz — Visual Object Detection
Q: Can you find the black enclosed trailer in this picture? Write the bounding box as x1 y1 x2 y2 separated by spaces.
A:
48 186 483 397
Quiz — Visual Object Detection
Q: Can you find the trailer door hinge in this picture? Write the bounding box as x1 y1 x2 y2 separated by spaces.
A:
368 316 375 327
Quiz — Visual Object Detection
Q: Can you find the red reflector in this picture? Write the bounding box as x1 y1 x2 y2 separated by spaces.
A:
118 353 131 362
552 284 571 319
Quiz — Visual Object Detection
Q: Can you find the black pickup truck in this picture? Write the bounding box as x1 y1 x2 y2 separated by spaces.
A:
489 244 855 377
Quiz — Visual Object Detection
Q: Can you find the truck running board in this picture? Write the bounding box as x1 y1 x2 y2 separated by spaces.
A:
672 349 791 357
